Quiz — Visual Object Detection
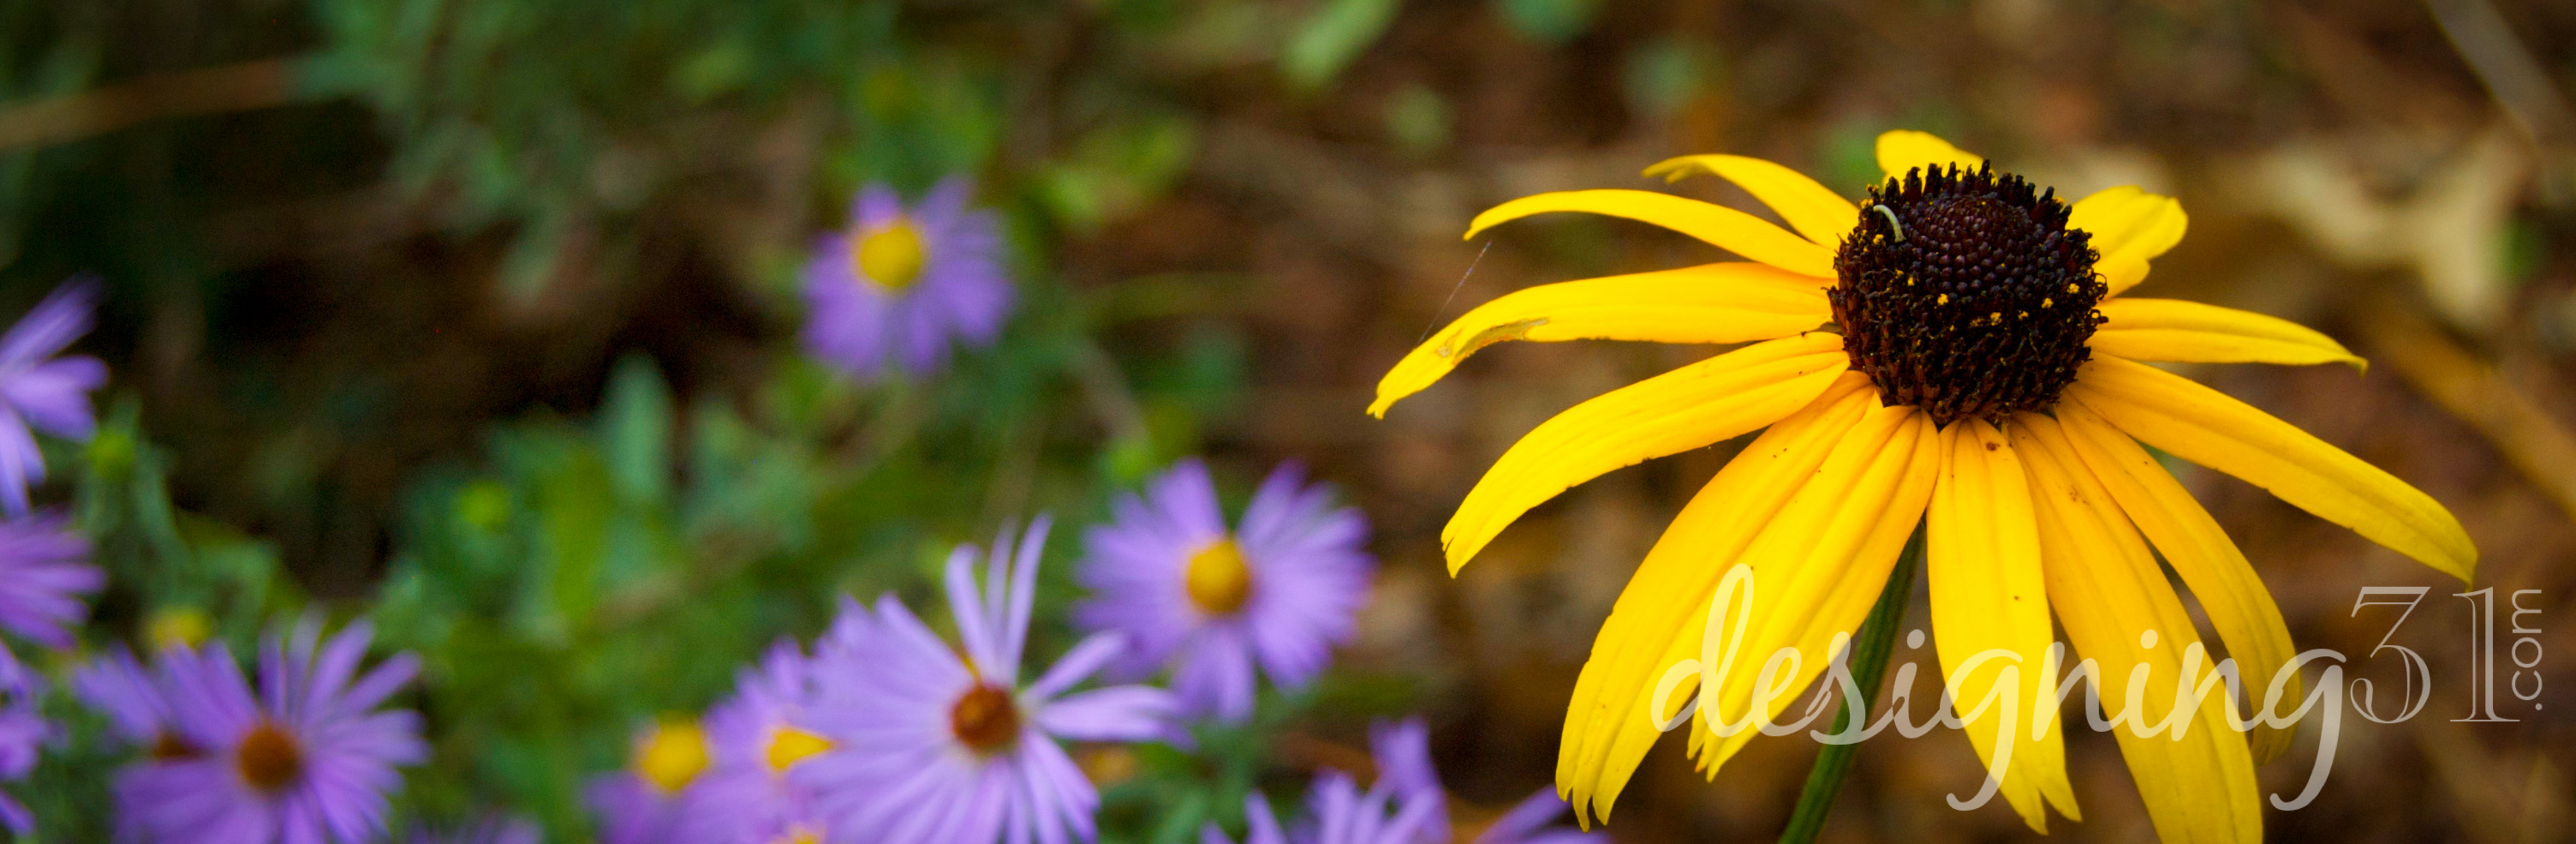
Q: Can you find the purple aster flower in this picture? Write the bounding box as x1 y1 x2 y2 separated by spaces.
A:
586 716 712 844
801 178 1012 380
1201 718 1600 844
1202 771 1437 844
114 619 426 844
679 639 832 844
0 512 102 649
1076 459 1373 722
0 647 49 835
799 517 1177 844
0 278 108 516
73 644 181 751
407 816 539 844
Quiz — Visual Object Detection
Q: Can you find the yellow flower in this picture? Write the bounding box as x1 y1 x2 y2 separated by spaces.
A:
1370 130 2476 841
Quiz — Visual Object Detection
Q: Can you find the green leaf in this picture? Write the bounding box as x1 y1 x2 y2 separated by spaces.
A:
601 354 673 506
1280 0 1398 92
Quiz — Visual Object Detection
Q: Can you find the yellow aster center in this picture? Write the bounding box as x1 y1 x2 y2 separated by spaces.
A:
769 827 824 844
1183 538 1253 616
635 718 711 793
853 218 927 291
146 607 212 651
762 725 834 774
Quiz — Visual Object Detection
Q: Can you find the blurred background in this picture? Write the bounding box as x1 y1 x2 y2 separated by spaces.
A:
1 0 2571 841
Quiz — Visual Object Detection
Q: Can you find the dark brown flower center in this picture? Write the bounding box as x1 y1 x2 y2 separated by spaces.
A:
235 721 304 792
948 683 1021 753
1829 163 2105 426
150 732 201 761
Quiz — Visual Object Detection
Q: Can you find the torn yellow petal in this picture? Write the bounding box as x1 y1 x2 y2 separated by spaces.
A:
2055 401 2301 763
1875 130 1984 181
1369 263 1832 416
2069 186 2186 296
2068 355 2477 581
1465 189 1838 278
2012 414 2265 844
1442 334 1848 572
1927 420 2076 831
2091 298 2366 371
1643 154 1859 248
1683 406 1939 779
1557 374 1877 823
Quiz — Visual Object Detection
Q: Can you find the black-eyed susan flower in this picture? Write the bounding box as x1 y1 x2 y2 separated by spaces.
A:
1368 130 2477 841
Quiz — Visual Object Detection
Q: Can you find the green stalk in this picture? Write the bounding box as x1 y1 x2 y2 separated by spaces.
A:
1775 524 1924 844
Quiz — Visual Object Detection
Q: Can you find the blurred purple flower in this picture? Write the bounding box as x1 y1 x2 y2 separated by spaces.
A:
680 639 830 844
0 278 108 516
587 716 713 844
408 815 540 844
0 512 102 649
799 518 1176 844
1202 718 1600 844
72 644 179 751
801 178 1012 380
113 620 426 844
1076 459 1373 722
0 648 50 835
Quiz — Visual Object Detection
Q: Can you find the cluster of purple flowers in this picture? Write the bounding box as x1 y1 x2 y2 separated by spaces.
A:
583 456 1581 844
0 279 110 833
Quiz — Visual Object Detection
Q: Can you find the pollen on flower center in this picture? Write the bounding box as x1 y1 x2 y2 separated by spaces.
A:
853 218 927 291
235 721 304 792
762 725 834 774
948 682 1021 754
1182 538 1254 616
1830 162 2106 426
635 718 711 793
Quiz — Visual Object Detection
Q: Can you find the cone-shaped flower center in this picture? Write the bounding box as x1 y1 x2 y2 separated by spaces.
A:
854 218 927 292
1831 163 2106 426
948 682 1021 754
235 721 304 793
762 724 834 775
1183 538 1254 616
635 718 711 793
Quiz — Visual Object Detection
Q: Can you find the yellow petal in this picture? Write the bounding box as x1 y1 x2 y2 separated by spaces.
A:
1875 130 1984 181
2054 401 2302 763
1926 420 2076 831
1369 263 1833 416
1442 334 1849 572
2069 186 2187 296
1557 374 1878 823
1643 154 1859 248
2012 414 2265 844
2091 298 2366 372
2067 355 2477 581
1681 405 1940 777
1465 189 1838 278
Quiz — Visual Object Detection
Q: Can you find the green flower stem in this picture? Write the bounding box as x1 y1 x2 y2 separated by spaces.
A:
1776 523 1924 844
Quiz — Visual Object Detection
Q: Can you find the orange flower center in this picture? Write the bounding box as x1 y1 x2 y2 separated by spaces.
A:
235 721 304 792
948 683 1021 753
